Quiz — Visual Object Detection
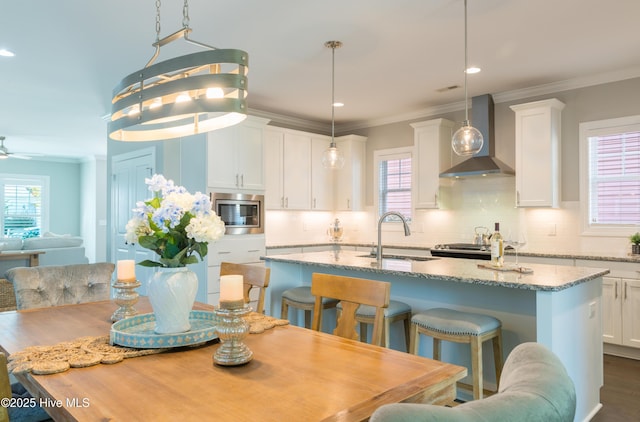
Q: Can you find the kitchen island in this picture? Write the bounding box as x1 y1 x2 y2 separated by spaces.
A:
262 250 609 422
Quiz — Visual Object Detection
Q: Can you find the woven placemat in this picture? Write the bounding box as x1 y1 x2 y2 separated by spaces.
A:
7 335 166 375
244 312 289 334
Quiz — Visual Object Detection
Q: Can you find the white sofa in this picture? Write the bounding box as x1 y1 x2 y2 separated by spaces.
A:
0 235 89 277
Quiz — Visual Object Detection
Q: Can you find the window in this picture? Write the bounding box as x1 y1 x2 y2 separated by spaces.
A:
0 175 49 238
374 147 412 222
580 116 640 236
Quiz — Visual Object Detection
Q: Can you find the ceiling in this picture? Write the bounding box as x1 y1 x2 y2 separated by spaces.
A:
1 0 639 161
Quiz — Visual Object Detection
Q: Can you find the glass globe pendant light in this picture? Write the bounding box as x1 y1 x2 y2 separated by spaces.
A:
452 0 483 156
322 41 345 170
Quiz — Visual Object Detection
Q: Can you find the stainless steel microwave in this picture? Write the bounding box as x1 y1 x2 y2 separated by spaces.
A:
210 192 264 235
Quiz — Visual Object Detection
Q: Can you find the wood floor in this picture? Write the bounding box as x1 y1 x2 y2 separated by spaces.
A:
591 354 640 421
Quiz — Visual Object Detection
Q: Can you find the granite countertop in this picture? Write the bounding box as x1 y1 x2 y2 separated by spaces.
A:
262 250 610 292
265 242 640 264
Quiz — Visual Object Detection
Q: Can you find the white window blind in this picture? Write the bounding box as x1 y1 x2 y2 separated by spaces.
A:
378 156 412 221
0 175 47 238
588 131 640 225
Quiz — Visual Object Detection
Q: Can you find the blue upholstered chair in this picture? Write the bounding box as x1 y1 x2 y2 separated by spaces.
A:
337 299 412 350
410 307 503 400
280 286 338 328
370 342 576 422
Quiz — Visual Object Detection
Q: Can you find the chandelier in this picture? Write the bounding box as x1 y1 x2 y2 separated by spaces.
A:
108 0 248 142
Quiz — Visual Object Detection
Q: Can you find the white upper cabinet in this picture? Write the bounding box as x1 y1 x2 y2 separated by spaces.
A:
264 127 312 210
411 118 454 209
310 135 334 211
334 135 367 211
207 116 270 191
510 99 565 208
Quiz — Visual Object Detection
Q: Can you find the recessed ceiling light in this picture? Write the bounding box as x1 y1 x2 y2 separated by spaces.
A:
465 67 481 74
0 49 15 57
332 102 344 107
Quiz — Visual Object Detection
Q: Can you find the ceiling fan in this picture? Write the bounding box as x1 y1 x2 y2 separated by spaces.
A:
0 136 39 160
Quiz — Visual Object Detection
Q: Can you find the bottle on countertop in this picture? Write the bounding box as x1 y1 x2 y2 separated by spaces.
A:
490 222 504 267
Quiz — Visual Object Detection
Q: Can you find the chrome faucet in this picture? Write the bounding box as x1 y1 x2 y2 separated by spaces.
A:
377 211 411 263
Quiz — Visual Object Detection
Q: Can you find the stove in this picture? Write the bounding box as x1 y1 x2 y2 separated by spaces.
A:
430 243 492 260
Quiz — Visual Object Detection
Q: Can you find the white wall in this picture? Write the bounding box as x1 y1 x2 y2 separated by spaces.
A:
80 156 107 262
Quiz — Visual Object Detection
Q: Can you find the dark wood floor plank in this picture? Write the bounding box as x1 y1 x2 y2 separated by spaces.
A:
592 354 640 421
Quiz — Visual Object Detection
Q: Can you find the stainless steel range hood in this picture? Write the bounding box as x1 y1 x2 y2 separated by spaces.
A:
440 94 514 178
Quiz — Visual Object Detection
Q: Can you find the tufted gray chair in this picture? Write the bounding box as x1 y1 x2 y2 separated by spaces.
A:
5 263 114 310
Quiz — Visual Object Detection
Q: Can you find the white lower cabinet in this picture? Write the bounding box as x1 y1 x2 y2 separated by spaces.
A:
576 259 640 350
206 236 265 308
602 277 640 348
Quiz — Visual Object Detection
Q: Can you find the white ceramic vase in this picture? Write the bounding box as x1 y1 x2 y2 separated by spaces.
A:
148 267 198 334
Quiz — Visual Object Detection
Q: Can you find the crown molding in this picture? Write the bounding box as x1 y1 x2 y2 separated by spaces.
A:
248 108 329 134
492 66 640 104
250 66 640 133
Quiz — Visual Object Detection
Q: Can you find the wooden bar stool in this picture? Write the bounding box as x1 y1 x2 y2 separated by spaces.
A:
410 307 503 400
337 299 412 350
280 286 338 328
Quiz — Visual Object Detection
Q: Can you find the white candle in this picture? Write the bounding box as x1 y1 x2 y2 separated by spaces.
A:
219 275 244 303
117 260 136 282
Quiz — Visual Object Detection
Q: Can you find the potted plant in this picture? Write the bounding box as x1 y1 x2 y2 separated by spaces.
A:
630 232 640 255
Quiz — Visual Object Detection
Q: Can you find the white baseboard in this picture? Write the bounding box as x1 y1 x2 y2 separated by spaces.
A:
603 343 640 360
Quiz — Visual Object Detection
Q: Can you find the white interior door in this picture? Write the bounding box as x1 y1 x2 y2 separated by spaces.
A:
112 148 156 295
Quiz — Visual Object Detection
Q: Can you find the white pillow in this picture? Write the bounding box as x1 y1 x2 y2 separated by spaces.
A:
0 238 24 251
22 236 83 250
43 231 72 238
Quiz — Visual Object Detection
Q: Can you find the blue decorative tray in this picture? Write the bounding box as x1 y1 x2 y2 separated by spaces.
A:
110 311 218 349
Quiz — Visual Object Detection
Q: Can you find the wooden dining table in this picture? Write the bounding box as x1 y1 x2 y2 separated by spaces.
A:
0 299 466 422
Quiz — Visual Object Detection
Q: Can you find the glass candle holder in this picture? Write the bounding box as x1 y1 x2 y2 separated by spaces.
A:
213 302 253 366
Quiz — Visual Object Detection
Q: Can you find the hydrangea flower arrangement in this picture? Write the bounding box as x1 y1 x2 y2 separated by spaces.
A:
125 174 226 268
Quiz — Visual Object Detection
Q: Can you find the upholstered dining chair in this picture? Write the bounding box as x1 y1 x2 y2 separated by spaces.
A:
1 352 52 422
369 342 576 422
5 263 114 310
310 273 390 346
219 262 270 314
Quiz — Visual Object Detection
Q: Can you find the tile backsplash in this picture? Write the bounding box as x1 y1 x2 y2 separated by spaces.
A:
265 177 634 258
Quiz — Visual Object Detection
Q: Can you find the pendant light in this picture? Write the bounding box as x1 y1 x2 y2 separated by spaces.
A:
108 0 248 142
321 41 345 170
451 0 483 156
